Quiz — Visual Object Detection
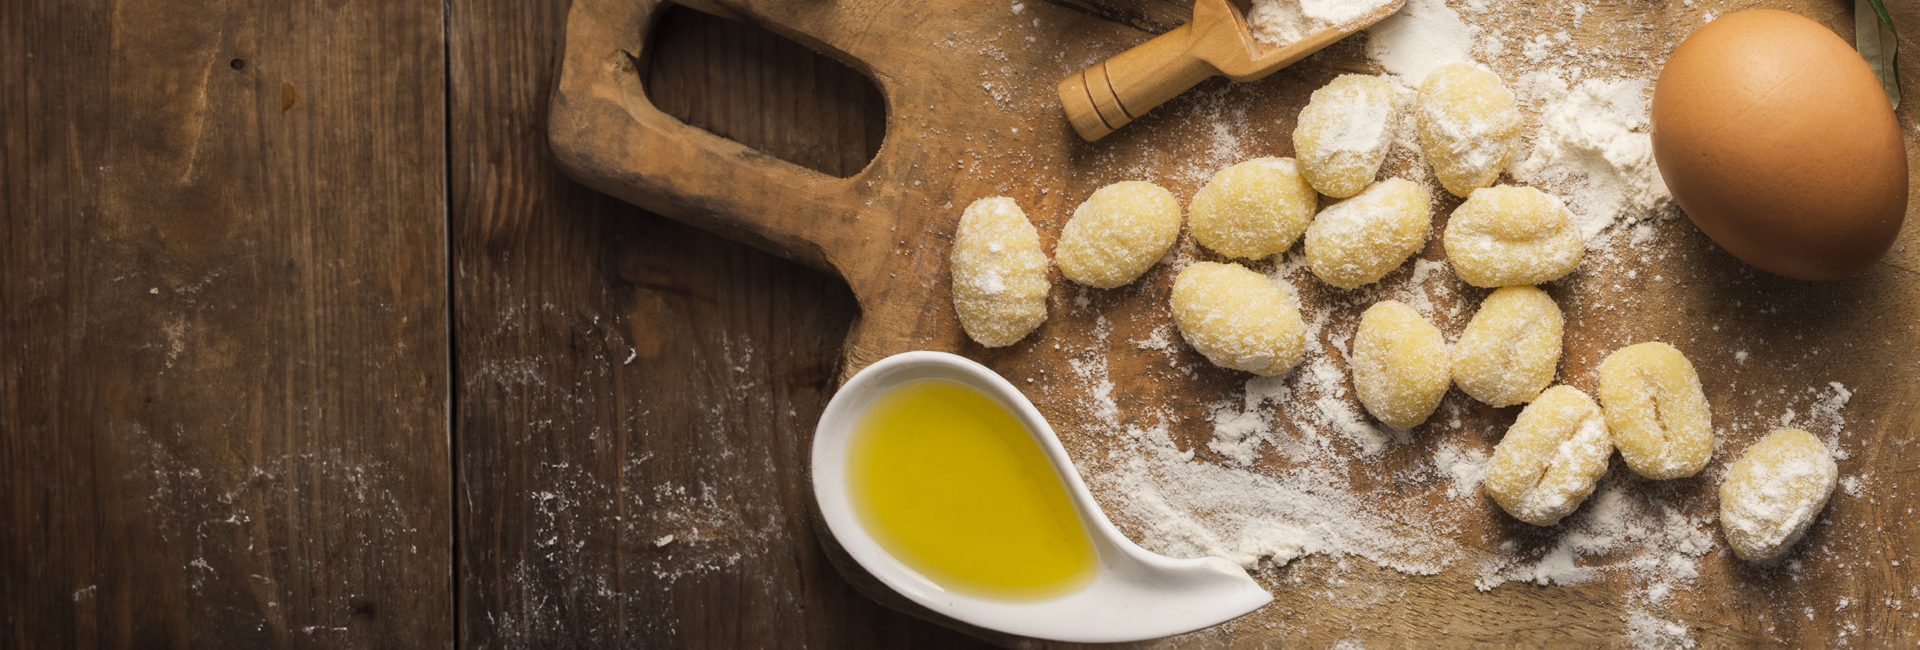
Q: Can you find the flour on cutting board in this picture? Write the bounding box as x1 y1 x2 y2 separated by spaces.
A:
1363 0 1477 83
1025 0 1897 647
1070 320 1454 574
1509 72 1672 242
743 0 1905 646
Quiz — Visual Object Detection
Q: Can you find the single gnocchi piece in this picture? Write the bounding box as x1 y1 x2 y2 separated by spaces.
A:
1294 74 1398 199
1417 63 1522 197
1485 385 1612 526
1720 429 1838 562
1452 285 1562 407
1444 186 1585 287
1170 262 1306 376
1598 342 1714 479
1304 178 1432 289
950 197 1050 347
1056 181 1183 288
1189 158 1318 259
1351 301 1450 430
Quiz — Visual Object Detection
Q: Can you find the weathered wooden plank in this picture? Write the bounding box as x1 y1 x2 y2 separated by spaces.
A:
448 2 983 646
1 0 451 647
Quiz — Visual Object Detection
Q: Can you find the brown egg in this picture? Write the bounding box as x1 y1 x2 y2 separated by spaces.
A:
1651 9 1907 281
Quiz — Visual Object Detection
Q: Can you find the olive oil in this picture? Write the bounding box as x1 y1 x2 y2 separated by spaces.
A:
847 378 1099 600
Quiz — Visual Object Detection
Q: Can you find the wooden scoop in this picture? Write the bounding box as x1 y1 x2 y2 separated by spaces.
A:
1058 0 1406 141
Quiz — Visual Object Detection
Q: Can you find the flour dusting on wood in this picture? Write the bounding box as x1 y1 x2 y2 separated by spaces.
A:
947 0 1912 646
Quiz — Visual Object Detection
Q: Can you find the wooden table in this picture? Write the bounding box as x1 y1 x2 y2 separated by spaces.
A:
4 1 979 647
8 0 1920 647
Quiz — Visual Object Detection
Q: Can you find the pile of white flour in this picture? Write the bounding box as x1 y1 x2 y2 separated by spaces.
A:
1249 0 1399 49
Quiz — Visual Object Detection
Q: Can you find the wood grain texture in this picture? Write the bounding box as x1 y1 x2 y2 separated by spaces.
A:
1041 0 1193 35
556 0 1920 646
646 6 887 177
1 0 451 647
450 2 986 647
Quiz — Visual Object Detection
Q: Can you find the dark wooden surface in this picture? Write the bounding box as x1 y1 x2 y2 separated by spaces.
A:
3 0 452 647
451 2 981 649
4 0 995 647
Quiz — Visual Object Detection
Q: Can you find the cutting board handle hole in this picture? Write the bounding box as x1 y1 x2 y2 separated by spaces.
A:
643 4 887 179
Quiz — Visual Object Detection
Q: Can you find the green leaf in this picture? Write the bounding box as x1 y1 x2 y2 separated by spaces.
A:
1857 0 1900 110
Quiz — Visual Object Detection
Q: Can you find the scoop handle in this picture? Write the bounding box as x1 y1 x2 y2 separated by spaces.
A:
1057 25 1219 142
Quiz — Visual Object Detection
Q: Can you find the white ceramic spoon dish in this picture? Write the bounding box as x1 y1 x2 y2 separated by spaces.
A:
812 351 1272 643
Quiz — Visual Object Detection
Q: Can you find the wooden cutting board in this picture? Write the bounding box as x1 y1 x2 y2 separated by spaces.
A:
551 0 1920 644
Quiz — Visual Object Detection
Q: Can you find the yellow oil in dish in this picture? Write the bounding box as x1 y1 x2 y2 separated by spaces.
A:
847 378 1099 601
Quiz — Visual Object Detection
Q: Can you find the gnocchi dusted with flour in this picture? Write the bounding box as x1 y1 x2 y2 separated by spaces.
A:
1293 74 1398 199
1188 158 1318 259
950 197 1050 347
1598 342 1714 479
1485 385 1613 526
1056 181 1183 288
1444 185 1585 287
1170 262 1306 376
1350 301 1450 430
1417 63 1521 197
1304 178 1432 289
1451 285 1563 407
1720 429 1838 562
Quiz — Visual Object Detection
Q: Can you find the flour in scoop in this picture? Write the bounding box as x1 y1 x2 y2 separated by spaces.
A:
1248 0 1397 49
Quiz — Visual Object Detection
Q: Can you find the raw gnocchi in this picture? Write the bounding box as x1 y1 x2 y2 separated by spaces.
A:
1720 429 1838 562
1598 342 1713 479
1189 158 1318 259
1351 301 1450 430
1304 178 1432 289
1485 385 1612 526
1444 185 1585 287
950 197 1050 347
1056 181 1183 288
1417 63 1521 197
1294 74 1398 199
1451 285 1562 407
1170 262 1306 376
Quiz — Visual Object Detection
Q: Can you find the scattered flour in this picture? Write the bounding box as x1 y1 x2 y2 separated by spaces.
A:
1510 73 1673 241
1067 316 1122 425
1313 391 1395 456
1209 375 1292 465
1475 482 1716 594
1068 305 1452 574
1809 382 1854 438
1840 475 1865 498
1364 0 1476 83
1096 421 1456 574
1133 324 1177 352
1779 382 1854 460
1625 609 1697 649
1431 440 1489 501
